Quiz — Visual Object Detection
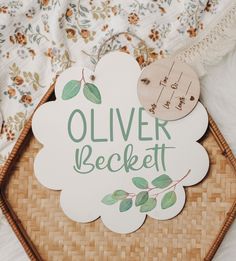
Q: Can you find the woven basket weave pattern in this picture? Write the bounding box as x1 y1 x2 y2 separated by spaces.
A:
3 129 236 261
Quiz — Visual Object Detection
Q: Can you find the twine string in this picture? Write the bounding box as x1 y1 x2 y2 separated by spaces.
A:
82 31 150 63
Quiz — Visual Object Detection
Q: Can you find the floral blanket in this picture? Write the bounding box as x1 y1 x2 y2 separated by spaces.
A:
0 0 234 170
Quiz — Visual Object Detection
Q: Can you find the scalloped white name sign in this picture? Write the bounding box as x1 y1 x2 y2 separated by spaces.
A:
32 52 209 234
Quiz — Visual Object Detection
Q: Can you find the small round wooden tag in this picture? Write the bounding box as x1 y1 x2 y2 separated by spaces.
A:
137 58 200 121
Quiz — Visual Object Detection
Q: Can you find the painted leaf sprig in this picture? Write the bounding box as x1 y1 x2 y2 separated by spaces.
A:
101 194 117 205
101 174 176 213
120 198 133 212
151 174 172 188
62 80 81 100
102 189 133 212
140 198 157 212
135 191 149 206
161 191 177 209
83 83 101 104
61 69 102 104
101 170 191 214
113 190 128 200
132 177 148 189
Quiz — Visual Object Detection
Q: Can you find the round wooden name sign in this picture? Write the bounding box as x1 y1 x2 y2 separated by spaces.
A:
137 58 200 121
32 52 209 234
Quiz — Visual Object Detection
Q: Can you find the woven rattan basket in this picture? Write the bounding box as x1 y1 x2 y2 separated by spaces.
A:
0 83 236 261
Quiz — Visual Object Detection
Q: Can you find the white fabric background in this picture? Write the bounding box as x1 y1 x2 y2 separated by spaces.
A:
0 43 235 261
202 46 236 260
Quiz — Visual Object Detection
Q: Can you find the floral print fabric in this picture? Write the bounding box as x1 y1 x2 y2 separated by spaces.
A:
0 0 232 169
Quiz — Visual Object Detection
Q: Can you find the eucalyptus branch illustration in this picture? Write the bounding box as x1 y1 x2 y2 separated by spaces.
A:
102 169 191 213
61 68 101 104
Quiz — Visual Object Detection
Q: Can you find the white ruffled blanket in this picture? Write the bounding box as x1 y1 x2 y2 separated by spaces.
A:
0 0 236 260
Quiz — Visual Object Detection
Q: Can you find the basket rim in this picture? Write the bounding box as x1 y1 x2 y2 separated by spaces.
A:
0 82 235 261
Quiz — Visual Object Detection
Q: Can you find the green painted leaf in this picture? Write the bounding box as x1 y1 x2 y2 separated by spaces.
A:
101 194 117 205
132 177 148 189
161 191 177 209
135 191 149 206
112 190 128 200
83 83 101 104
151 174 172 188
119 198 133 212
62 80 81 100
140 198 157 213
